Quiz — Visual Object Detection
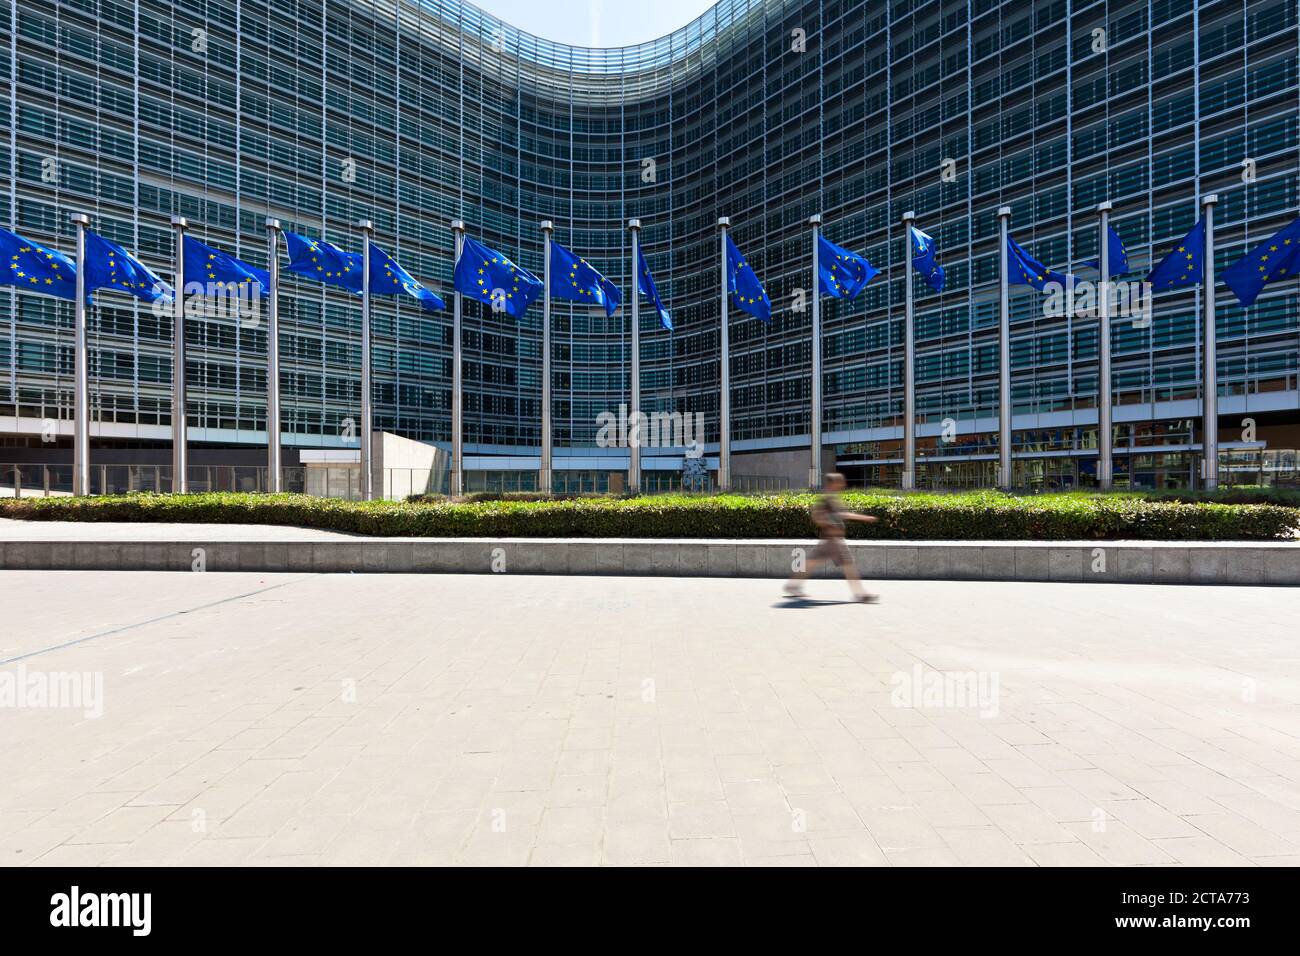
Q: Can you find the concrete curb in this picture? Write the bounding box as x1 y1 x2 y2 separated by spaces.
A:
0 538 1297 585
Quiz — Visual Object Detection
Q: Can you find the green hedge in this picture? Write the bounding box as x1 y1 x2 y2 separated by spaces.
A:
1140 486 1300 507
2 491 1296 540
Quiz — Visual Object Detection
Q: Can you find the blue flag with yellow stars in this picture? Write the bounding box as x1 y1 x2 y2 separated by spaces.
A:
183 236 269 298
453 236 542 318
1145 218 1206 291
597 275 621 318
1222 216 1300 308
284 231 362 292
817 235 879 299
637 247 672 331
550 240 613 313
1084 225 1129 275
1006 236 1074 291
368 243 445 312
725 235 771 322
1 227 78 301
84 231 173 303
909 225 945 292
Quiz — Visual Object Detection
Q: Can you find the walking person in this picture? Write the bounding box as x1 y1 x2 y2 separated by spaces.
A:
783 472 879 603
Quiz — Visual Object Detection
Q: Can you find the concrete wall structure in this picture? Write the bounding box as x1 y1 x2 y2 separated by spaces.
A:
1 534 1296 586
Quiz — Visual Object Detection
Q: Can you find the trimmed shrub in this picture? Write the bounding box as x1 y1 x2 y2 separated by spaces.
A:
414 491 626 504
1140 486 1300 507
1 490 1296 541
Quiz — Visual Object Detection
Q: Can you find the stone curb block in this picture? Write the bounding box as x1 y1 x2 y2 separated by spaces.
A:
0 538 1297 586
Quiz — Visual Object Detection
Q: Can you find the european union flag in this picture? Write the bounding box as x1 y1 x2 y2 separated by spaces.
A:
909 225 945 292
1222 215 1300 308
725 235 770 321
1007 236 1074 291
1084 225 1129 275
84 231 173 303
183 236 269 297
284 231 362 292
597 276 621 318
817 235 879 299
453 236 543 318
368 243 445 312
1145 218 1206 290
636 247 672 331
550 240 612 313
1 227 77 301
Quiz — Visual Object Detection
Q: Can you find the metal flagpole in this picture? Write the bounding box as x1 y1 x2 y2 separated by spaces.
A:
627 218 641 495
717 216 731 492
1096 202 1114 490
265 218 283 493
450 219 465 497
359 218 374 501
997 205 1012 490
72 212 91 496
1201 193 1219 490
171 215 188 493
808 214 823 491
540 220 554 494
902 210 917 491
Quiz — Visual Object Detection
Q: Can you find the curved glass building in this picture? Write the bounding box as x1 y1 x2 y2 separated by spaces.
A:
3 0 1298 492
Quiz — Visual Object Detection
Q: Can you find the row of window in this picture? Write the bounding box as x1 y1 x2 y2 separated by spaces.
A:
6 0 1299 451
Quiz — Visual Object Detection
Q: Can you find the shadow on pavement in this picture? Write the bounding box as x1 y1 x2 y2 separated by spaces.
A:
772 596 863 608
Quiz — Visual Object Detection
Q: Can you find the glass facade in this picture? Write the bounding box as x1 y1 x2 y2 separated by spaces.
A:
3 0 1298 486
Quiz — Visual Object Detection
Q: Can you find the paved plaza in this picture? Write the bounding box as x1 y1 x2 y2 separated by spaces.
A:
1 570 1298 866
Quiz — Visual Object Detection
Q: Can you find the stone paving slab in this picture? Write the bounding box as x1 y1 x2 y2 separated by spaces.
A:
0 520 1297 585
0 571 1297 867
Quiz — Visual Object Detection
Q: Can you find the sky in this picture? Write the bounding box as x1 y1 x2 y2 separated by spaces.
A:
477 0 717 47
